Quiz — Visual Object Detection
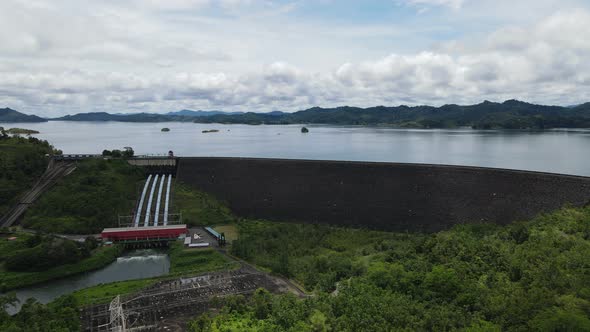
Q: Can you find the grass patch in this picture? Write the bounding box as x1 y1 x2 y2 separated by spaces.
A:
213 225 238 243
70 278 158 306
169 241 238 274
173 182 235 226
0 231 33 261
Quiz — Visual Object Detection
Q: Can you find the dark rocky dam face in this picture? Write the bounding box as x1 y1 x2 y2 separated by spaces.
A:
176 157 590 232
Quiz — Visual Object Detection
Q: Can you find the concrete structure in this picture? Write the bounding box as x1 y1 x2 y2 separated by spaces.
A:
177 157 590 232
127 157 177 175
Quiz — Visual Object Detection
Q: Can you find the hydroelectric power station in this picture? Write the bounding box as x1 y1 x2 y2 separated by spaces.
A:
101 156 188 246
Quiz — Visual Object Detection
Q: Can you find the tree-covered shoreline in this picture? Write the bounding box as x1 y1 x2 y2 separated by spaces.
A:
5 99 590 129
192 100 590 129
0 230 123 291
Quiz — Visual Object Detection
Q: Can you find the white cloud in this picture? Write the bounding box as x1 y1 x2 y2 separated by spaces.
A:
0 1 589 116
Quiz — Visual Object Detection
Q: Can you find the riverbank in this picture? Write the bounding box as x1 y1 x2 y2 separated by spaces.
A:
70 243 237 306
4 128 40 135
0 238 123 291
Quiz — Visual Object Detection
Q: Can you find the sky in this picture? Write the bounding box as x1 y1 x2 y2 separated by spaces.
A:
2 0 590 117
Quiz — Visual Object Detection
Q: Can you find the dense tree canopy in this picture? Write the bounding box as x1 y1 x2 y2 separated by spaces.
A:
4 236 89 272
0 294 79 331
23 159 144 233
192 100 590 129
0 136 55 216
209 205 590 331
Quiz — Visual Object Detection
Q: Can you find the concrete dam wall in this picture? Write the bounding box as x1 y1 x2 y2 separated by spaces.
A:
176 157 590 232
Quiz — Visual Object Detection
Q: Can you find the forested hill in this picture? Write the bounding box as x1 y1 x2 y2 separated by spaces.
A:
54 112 192 122
193 100 590 129
53 110 243 122
7 100 590 128
0 108 46 123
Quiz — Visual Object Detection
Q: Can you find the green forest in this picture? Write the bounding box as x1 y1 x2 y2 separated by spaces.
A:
192 205 590 331
0 293 80 331
23 159 144 234
0 134 55 216
192 100 590 129
7 99 590 129
0 230 122 291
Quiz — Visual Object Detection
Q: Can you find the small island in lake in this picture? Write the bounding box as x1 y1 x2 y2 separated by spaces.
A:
301 127 309 133
161 127 170 132
202 129 219 133
5 128 40 135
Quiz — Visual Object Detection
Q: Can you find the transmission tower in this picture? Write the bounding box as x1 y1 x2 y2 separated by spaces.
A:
109 295 127 332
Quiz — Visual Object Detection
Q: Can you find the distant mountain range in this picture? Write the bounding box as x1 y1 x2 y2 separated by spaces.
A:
165 110 244 117
0 108 47 123
190 100 590 129
2 101 590 129
52 109 248 122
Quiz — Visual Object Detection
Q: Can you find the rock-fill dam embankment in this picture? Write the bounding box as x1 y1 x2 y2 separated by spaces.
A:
176 158 590 232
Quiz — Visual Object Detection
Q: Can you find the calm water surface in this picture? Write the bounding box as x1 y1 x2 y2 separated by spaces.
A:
7 249 169 314
2 121 590 176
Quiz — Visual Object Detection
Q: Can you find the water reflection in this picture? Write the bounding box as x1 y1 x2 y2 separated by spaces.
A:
2 121 589 176
7 249 169 314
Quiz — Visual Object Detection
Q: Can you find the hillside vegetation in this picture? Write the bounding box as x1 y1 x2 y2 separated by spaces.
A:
0 294 80 331
23 159 144 234
190 205 590 331
172 182 235 226
0 231 122 290
0 108 46 123
193 100 590 129
4 128 40 135
0 135 55 216
10 99 590 128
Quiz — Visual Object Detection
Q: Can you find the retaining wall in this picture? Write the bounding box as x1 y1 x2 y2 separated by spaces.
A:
177 157 590 232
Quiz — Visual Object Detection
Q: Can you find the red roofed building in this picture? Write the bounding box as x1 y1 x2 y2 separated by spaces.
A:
101 224 188 243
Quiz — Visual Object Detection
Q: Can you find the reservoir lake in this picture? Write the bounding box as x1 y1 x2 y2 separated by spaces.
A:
3 121 589 176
